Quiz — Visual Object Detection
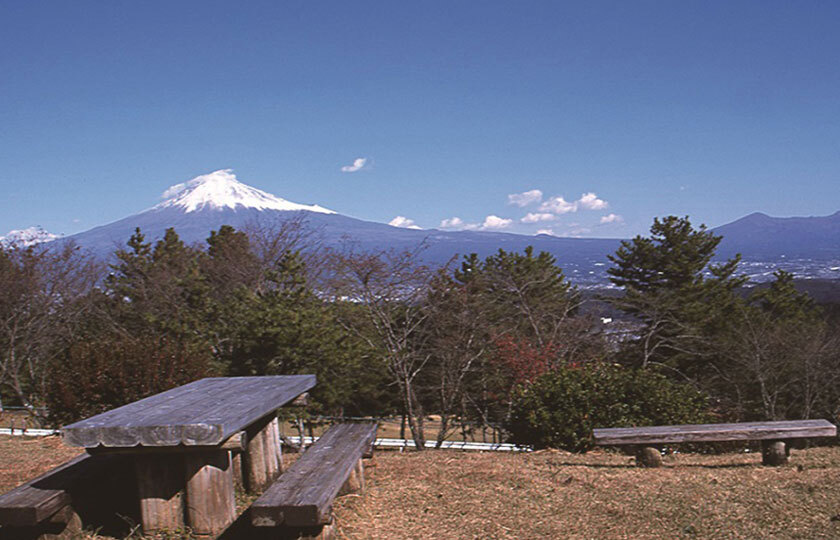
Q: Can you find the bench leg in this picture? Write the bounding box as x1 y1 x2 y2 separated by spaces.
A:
184 450 237 537
761 440 788 466
246 416 283 493
254 520 334 540
339 458 365 495
635 446 662 468
1 506 83 540
293 520 334 540
134 454 186 534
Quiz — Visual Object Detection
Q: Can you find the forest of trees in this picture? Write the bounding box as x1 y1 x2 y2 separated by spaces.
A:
1 215 838 450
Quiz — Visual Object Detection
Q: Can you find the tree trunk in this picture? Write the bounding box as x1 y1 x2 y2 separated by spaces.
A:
403 382 425 450
436 415 449 449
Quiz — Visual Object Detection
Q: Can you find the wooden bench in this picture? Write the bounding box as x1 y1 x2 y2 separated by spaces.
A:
0 453 134 540
250 422 378 539
59 375 316 537
593 419 837 467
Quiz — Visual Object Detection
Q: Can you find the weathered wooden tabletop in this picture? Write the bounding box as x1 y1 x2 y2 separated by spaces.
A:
62 375 316 448
593 419 837 445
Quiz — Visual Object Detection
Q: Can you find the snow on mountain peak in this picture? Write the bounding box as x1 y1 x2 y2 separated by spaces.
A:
0 226 60 247
155 169 335 214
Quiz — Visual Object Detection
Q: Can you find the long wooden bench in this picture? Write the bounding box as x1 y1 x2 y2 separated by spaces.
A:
0 453 134 540
594 419 837 467
250 422 378 539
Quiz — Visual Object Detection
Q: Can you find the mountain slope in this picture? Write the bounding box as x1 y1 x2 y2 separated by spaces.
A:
714 211 840 259
59 171 621 281
44 170 840 284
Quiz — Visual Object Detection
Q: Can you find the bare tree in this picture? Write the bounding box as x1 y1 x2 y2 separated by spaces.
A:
0 241 101 420
242 213 328 290
421 271 490 447
720 303 840 421
323 244 442 450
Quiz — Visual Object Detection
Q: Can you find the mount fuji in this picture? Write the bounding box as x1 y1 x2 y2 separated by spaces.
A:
18 169 840 286
55 170 621 283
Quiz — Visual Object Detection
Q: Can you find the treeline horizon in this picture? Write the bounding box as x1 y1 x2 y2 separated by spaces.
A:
2 215 839 451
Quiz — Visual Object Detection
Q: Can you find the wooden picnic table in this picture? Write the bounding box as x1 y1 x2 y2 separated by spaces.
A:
61 375 316 537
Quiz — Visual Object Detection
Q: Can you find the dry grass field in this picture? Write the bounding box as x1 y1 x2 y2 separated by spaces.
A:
2 435 840 539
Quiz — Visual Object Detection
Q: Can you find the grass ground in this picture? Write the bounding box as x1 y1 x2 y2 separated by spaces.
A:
2 435 839 539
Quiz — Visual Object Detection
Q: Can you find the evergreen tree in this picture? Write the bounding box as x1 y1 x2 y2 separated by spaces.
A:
105 227 210 343
606 216 746 376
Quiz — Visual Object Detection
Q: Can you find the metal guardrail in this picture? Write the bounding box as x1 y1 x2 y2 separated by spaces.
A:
0 427 58 437
285 436 531 452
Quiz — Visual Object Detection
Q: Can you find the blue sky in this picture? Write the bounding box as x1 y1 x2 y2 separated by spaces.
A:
2 1 839 239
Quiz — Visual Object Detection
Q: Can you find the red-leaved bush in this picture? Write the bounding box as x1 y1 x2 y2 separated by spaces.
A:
493 335 573 386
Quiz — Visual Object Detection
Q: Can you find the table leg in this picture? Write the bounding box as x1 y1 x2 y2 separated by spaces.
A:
134 454 186 533
245 415 283 492
184 449 236 537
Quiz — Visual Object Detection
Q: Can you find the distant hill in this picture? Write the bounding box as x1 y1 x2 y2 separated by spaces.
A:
714 211 840 260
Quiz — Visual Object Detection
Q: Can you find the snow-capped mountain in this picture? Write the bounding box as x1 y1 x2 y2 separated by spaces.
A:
57 169 621 284
154 169 335 214
0 226 60 247
43 169 840 286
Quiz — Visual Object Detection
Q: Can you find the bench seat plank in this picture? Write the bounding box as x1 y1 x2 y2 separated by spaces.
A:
594 419 836 446
251 423 377 528
0 454 124 527
62 375 316 448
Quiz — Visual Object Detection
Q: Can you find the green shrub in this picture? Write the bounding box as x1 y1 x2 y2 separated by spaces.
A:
506 363 709 451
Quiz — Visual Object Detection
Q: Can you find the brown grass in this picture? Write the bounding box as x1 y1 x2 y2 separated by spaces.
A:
0 434 82 492
335 448 840 539
2 435 840 539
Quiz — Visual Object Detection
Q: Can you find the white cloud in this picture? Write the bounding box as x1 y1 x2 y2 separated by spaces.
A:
389 216 421 229
568 227 591 237
539 196 577 214
439 217 464 229
536 229 555 236
439 215 514 231
521 212 555 223
438 217 482 230
577 192 608 210
341 157 368 173
507 189 543 207
481 215 513 229
538 192 609 214
600 213 623 224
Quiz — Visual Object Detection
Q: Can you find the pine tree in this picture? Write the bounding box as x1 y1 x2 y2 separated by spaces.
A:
606 216 746 374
